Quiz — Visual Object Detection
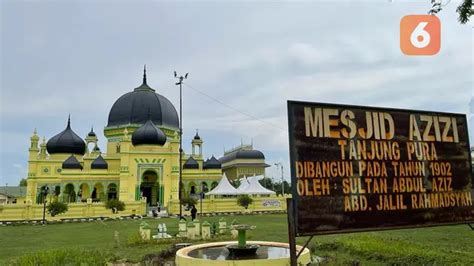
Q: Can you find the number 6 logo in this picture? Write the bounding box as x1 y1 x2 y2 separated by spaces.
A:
400 15 440 55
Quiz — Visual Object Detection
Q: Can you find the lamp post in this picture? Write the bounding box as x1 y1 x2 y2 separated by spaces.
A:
41 185 49 225
174 71 188 220
274 163 284 195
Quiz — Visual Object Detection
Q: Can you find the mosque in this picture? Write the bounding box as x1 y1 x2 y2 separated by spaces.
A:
23 68 269 209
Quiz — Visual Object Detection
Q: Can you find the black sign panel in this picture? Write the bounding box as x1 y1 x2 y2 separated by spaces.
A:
287 101 474 236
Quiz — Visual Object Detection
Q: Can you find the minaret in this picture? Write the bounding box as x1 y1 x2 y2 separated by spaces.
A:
39 137 47 159
29 129 39 160
85 126 98 154
191 129 203 158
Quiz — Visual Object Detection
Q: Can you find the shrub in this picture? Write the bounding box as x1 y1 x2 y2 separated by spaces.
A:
237 195 253 209
180 196 197 209
47 201 68 217
105 199 125 213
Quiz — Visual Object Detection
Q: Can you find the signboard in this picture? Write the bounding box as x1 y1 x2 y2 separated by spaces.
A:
287 101 474 236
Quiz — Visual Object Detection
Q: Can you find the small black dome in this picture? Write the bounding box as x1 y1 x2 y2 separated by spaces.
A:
132 119 167 146
204 156 221 169
62 155 82 169
88 127 96 137
107 68 179 129
47 117 86 155
194 130 201 140
183 156 199 169
91 155 108 169
219 149 265 164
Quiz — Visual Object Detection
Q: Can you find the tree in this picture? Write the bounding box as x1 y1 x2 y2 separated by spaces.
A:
180 196 197 210
19 178 27 187
259 177 274 190
237 195 253 209
105 199 125 213
47 201 68 217
456 0 472 24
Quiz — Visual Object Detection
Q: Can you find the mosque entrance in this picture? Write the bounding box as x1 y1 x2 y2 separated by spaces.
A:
140 170 159 206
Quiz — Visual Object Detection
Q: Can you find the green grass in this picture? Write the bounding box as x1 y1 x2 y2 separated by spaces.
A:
0 214 473 265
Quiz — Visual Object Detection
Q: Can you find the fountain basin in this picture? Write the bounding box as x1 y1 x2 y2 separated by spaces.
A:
175 241 311 266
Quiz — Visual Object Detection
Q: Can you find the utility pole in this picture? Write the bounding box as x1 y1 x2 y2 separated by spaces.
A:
275 163 284 195
174 71 188 220
42 185 49 225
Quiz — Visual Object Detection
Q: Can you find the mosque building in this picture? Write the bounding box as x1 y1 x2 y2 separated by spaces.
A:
24 68 268 209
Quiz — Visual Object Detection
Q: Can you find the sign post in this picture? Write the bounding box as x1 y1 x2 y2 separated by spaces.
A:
287 100 473 237
286 198 297 266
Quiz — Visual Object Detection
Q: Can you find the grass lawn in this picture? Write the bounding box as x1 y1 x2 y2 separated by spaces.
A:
0 213 473 265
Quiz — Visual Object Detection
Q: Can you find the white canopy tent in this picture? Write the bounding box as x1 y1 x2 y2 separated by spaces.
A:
236 176 250 194
243 175 276 195
206 173 239 195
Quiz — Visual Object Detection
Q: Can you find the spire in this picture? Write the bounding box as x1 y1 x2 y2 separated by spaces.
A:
134 64 154 92
143 64 147 85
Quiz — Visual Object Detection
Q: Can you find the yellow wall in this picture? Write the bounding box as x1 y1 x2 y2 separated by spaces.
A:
0 199 146 221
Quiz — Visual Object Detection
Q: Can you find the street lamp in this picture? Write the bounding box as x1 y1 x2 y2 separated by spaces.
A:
41 185 49 225
274 163 284 195
175 71 188 220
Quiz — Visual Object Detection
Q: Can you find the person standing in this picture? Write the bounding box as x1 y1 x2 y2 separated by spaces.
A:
191 205 197 221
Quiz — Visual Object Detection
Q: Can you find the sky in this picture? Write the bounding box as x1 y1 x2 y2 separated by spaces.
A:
1 0 472 186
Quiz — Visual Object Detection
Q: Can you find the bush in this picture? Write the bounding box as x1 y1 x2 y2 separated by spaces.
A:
237 195 253 209
180 196 197 209
47 201 68 217
105 199 125 213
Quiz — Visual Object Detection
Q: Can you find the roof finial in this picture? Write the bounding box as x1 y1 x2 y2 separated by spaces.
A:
91 125 94 132
67 114 71 128
143 64 147 84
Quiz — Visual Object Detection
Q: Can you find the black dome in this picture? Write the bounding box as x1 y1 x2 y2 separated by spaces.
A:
88 127 96 137
47 118 86 155
107 69 179 129
132 119 167 146
194 130 201 140
62 155 82 169
219 150 265 164
204 156 221 169
91 155 108 169
183 156 199 169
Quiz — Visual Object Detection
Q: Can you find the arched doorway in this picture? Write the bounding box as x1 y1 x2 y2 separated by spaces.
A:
63 184 76 203
36 185 48 204
140 170 159 206
79 183 90 202
201 181 209 193
92 183 105 202
107 183 118 200
188 182 197 196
